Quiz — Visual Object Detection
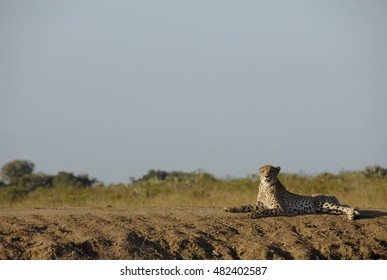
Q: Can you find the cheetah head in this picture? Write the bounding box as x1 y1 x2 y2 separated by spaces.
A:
259 165 281 185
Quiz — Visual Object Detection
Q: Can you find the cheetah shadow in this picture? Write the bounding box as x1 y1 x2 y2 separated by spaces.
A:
358 209 387 220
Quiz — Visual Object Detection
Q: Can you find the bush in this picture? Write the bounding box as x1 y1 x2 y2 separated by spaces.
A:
361 165 387 179
0 186 28 202
12 173 53 191
52 172 96 188
1 160 35 183
134 169 217 185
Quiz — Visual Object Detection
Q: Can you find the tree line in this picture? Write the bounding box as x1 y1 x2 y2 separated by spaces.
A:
1 159 386 192
0 160 217 191
0 160 96 191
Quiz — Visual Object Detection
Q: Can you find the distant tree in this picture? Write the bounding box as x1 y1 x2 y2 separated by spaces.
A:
139 169 168 182
52 171 96 188
362 165 387 179
76 173 97 187
1 160 35 183
52 172 78 188
13 172 53 191
135 169 217 184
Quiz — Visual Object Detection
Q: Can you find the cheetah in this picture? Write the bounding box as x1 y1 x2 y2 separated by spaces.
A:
224 165 360 220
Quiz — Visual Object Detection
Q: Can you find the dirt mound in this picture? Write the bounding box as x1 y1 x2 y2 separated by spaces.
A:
0 207 386 260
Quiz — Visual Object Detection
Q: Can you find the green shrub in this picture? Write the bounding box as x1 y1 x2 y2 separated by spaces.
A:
361 165 387 179
0 186 28 203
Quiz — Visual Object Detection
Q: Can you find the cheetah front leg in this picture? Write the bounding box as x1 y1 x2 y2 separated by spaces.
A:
320 202 360 220
224 201 266 213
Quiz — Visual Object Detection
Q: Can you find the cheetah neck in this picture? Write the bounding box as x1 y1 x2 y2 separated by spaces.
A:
259 180 287 192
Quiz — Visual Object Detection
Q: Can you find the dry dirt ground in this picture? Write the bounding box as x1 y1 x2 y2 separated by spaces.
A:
0 207 386 260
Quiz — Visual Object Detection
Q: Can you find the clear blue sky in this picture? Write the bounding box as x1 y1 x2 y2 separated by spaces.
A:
1 0 386 183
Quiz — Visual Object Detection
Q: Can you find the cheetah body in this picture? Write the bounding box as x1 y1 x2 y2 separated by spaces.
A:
224 165 360 220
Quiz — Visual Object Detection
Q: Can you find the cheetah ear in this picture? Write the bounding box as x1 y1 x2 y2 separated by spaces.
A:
275 166 281 174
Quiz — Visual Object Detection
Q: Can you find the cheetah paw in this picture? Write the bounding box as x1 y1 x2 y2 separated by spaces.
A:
249 213 259 219
223 207 235 212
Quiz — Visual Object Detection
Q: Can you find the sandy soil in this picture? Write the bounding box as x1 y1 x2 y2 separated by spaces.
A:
0 207 386 260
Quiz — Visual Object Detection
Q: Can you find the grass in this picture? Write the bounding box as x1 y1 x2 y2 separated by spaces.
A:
0 169 386 209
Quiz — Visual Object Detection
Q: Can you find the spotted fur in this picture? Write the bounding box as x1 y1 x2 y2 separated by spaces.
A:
224 165 360 220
